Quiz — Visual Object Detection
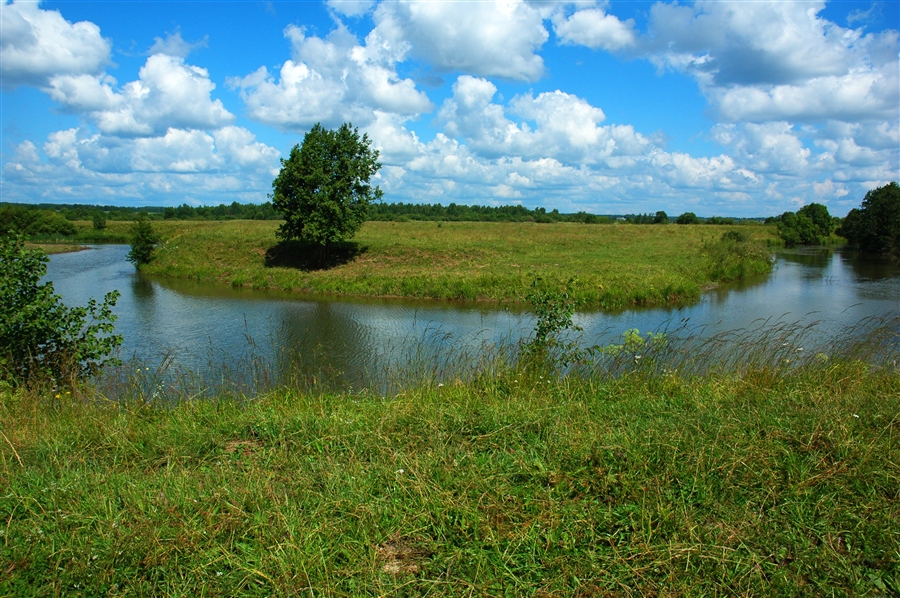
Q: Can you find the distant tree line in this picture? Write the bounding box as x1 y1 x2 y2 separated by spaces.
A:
2 201 282 225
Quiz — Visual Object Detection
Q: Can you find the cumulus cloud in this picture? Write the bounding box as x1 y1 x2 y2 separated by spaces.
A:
711 122 812 175
552 6 636 51
640 1 899 124
231 23 432 130
437 75 659 166
46 54 234 136
2 125 280 204
0 0 110 88
372 0 549 81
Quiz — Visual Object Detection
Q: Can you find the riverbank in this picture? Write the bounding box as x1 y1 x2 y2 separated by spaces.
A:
2 357 897 595
125 220 775 308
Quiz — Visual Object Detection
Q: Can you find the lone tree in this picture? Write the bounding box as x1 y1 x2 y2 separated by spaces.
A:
272 122 383 262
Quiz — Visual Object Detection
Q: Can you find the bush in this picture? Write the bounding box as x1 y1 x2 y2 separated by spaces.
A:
676 212 700 225
0 234 122 386
703 231 773 281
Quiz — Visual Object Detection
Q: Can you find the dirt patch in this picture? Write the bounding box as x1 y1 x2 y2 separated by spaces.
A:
224 439 264 457
375 535 430 574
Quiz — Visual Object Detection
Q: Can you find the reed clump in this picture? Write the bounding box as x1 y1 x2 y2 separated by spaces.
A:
1 316 898 596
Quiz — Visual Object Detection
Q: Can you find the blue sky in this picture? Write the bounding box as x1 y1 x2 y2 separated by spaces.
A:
1 0 897 216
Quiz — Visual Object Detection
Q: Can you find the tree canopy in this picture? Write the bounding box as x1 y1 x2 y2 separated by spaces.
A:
839 182 900 258
272 123 382 255
776 202 835 246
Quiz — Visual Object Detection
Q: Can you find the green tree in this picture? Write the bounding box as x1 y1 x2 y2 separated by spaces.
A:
676 211 700 225
127 217 160 266
797 203 835 237
776 203 833 246
653 211 669 224
838 182 900 257
0 234 122 386
92 210 107 230
272 123 383 261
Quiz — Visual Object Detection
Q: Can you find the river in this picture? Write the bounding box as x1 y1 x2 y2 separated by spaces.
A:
45 244 899 393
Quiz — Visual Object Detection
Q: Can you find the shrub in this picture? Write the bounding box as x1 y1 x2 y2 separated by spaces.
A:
0 234 122 386
703 231 772 281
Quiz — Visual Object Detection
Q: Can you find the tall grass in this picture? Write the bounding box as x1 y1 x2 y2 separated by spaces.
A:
2 316 898 595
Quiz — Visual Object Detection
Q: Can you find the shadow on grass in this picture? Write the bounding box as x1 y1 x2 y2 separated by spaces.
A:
264 239 367 271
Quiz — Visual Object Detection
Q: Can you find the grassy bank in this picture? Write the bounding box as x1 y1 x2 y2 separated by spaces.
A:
1 358 898 595
140 220 775 308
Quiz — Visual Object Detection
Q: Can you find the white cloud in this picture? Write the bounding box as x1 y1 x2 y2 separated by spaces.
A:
640 1 899 124
0 0 110 88
372 0 549 81
326 0 375 18
231 23 432 130
147 30 208 58
711 122 812 175
552 6 636 51
46 54 234 136
437 76 655 165
1 125 280 204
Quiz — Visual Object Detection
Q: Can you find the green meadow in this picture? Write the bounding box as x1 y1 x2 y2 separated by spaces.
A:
5 218 895 595
125 220 775 308
2 351 898 595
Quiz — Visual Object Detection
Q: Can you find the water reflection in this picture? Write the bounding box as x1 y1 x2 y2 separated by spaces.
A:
45 244 899 392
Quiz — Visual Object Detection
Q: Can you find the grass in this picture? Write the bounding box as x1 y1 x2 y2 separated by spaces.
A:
1 350 898 595
132 220 776 309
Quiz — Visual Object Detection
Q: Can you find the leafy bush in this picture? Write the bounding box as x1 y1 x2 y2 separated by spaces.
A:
523 277 584 369
703 231 772 281
0 234 122 386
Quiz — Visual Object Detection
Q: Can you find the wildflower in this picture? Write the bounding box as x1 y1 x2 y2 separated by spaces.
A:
396 469 405 474
437 383 444 388
852 414 860 418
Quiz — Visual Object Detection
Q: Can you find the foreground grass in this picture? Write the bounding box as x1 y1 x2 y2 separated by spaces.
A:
138 220 775 308
1 363 898 595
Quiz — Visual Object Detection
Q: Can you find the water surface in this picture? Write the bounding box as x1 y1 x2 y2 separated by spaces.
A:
46 245 899 390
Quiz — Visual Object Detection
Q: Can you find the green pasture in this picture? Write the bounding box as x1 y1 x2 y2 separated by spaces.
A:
124 220 776 308
2 357 897 596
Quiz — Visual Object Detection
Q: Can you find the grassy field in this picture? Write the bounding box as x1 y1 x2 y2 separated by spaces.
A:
112 220 778 309
1 356 898 596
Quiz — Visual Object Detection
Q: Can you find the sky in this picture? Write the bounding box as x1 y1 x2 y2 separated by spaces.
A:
1 0 898 217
